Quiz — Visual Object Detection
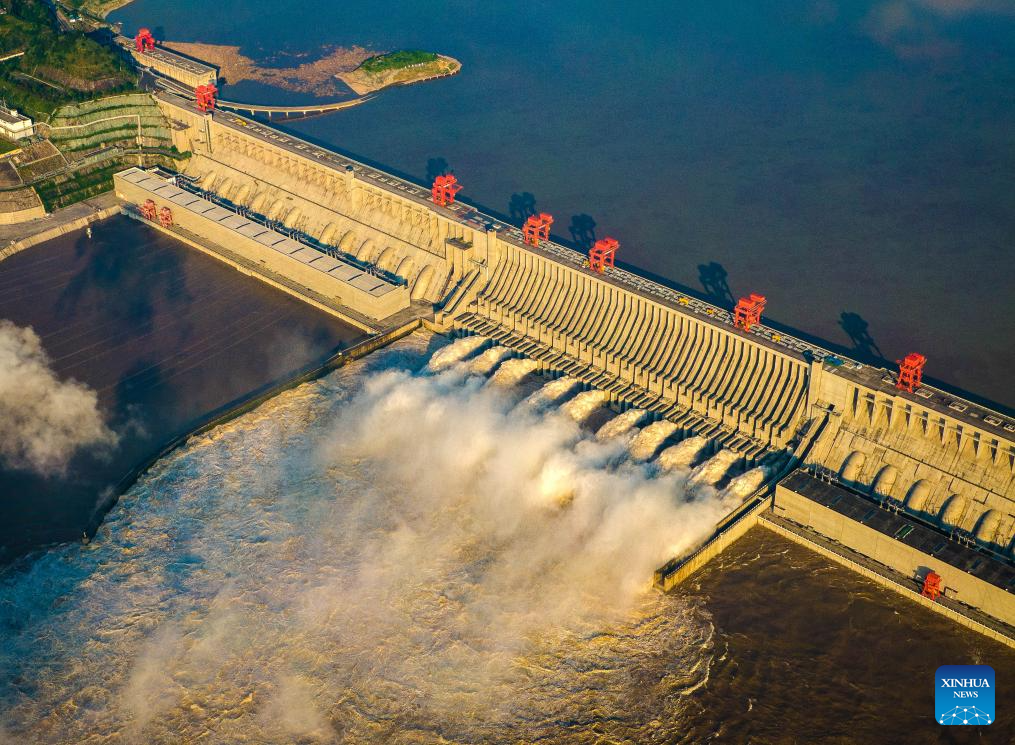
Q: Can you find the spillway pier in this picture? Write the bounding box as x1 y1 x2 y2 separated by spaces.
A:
105 91 1014 645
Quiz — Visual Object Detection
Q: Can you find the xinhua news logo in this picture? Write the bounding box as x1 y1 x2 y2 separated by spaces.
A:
935 665 994 725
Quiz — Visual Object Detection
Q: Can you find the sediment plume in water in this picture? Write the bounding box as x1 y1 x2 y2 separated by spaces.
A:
426 335 489 371
468 345 513 376
488 357 538 386
596 409 649 441
630 420 679 461
561 389 607 424
689 449 740 488
657 435 709 471
0 335 729 744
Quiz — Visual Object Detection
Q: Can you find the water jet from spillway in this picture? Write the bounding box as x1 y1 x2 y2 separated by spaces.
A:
489 358 539 386
427 335 489 372
723 466 770 501
469 346 513 376
561 390 607 424
596 409 649 441
689 449 739 488
517 376 581 414
629 421 679 461
657 436 709 471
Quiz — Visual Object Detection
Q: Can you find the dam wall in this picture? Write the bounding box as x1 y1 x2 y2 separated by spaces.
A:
158 93 495 308
455 238 812 452
771 474 1014 625
803 363 1015 554
114 168 408 321
148 92 1015 562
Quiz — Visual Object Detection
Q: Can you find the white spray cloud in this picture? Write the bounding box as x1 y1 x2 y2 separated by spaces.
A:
0 336 733 742
313 364 738 658
0 320 117 474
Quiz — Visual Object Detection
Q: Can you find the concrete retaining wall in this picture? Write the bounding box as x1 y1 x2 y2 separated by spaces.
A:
772 484 1015 623
0 200 46 226
0 201 120 263
115 169 409 322
654 496 773 591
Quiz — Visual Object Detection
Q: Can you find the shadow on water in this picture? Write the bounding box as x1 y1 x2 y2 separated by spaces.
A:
838 311 886 366
698 261 734 305
112 358 175 430
509 192 538 222
425 157 450 185
258 124 1015 416
568 214 597 250
57 232 191 333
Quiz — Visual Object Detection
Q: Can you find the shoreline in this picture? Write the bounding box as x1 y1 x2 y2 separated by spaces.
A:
337 53 462 95
0 192 121 262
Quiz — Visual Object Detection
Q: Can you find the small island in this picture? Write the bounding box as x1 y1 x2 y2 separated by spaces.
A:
337 50 461 95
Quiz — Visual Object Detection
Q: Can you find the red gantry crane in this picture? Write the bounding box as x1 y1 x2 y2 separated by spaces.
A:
588 237 618 273
733 293 766 332
921 571 942 601
135 28 156 53
140 199 157 221
158 206 174 228
896 352 926 393
431 174 462 206
195 84 218 112
522 213 553 246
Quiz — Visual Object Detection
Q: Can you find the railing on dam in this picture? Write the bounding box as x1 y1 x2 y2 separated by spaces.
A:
158 91 1015 442
203 99 853 368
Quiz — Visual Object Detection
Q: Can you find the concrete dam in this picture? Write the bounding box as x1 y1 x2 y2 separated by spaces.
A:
114 92 1015 643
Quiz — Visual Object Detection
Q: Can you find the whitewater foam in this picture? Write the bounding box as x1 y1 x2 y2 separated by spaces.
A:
596 409 649 441
489 357 538 386
427 334 489 372
657 436 709 471
0 334 723 744
629 420 679 461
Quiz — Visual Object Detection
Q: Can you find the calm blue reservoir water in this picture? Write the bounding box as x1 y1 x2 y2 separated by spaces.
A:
115 0 1015 408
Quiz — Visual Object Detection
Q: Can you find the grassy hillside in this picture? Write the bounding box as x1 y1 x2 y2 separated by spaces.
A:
360 50 438 74
0 0 135 118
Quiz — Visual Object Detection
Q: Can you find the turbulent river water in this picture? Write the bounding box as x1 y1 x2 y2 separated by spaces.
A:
2 335 1012 743
0 336 724 743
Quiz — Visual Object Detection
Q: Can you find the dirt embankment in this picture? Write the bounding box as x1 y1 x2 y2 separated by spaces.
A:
163 42 378 97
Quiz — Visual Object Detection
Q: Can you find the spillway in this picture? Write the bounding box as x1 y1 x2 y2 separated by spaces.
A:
427 335 489 372
597 409 649 441
629 421 680 461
